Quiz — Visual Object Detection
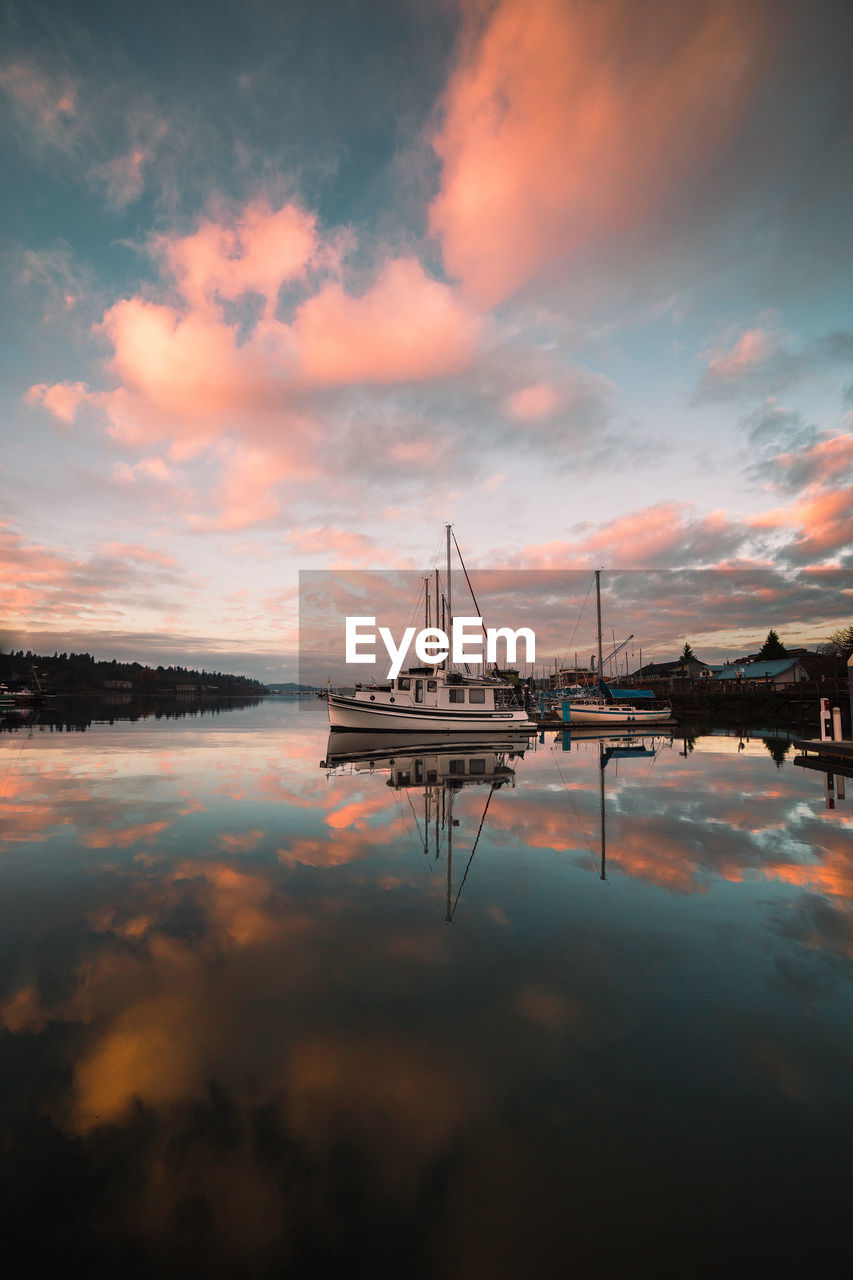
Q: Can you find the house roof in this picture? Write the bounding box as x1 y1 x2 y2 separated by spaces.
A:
713 657 801 680
632 657 708 676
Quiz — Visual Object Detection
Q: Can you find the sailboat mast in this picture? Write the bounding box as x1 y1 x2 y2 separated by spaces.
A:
595 569 603 676
446 523 452 631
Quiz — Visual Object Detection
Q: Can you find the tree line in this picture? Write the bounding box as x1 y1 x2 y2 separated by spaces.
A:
0 649 268 695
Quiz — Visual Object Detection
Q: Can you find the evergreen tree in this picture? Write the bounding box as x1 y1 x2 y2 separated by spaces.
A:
680 642 695 662
757 629 787 659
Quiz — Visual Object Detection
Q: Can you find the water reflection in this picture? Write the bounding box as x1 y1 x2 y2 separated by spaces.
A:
323 729 533 920
1 701 852 1275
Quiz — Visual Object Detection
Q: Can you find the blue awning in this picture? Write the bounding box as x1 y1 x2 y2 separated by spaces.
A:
605 686 654 699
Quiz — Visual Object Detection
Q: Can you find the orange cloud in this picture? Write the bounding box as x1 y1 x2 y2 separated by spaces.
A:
26 380 89 424
521 503 739 569
705 328 778 377
430 0 769 304
506 382 561 421
295 256 481 385
157 199 318 317
26 201 483 529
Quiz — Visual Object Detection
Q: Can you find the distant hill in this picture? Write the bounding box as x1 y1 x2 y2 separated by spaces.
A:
266 682 320 694
0 649 268 696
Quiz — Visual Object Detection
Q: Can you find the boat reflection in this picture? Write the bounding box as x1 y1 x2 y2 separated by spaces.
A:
322 728 533 786
553 723 675 752
322 729 535 920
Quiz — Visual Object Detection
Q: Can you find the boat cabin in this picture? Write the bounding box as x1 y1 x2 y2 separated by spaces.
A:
354 668 521 711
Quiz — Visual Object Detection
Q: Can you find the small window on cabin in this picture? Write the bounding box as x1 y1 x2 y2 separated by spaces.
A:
397 770 410 784
469 758 486 774
427 680 437 692
397 678 410 690
468 688 486 703
427 770 437 783
449 759 465 774
449 688 465 703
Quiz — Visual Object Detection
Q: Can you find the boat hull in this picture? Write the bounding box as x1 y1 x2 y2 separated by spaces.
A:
327 693 531 732
562 702 672 725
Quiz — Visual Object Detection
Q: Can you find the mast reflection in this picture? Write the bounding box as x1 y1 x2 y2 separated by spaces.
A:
322 730 534 920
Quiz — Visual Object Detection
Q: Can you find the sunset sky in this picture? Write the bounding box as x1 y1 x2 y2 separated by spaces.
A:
3 0 852 681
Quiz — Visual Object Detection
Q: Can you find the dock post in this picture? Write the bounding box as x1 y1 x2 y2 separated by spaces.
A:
825 773 836 810
848 653 853 736
832 706 842 741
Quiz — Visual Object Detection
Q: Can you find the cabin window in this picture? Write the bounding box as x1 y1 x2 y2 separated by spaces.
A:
468 688 486 704
449 759 465 774
427 770 437 783
449 688 465 703
397 770 410 784
427 680 437 692
415 680 424 703
469 759 486 774
397 678 410 690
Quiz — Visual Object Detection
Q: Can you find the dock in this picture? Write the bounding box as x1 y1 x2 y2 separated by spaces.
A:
792 737 853 780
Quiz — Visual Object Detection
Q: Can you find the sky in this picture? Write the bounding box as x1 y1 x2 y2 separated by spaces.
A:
2 0 852 682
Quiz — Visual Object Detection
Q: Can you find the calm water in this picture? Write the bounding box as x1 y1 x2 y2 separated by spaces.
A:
1 698 851 1276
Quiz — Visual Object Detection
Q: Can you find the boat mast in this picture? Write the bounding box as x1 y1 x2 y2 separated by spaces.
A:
446 523 452 632
595 569 603 677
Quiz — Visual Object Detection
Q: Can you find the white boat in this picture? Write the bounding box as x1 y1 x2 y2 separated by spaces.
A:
561 571 672 726
328 669 530 731
327 525 531 733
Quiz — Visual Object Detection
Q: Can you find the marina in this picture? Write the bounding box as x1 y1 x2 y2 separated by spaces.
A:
2 697 852 1274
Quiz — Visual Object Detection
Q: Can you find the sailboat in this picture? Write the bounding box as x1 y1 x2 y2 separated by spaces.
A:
560 571 672 725
327 526 532 732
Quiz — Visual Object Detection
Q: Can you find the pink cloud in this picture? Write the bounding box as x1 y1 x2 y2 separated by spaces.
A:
709 328 776 375
157 199 319 317
770 433 853 487
111 456 176 485
0 61 76 142
26 380 89 425
748 435 853 562
98 542 178 567
27 201 484 528
506 382 561 421
430 0 770 304
521 503 742 569
285 527 409 568
189 446 301 531
295 256 482 385
0 524 188 628
91 144 153 209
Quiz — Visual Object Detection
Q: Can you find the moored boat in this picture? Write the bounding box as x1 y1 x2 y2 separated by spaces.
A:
328 668 530 731
327 525 532 732
560 571 672 725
